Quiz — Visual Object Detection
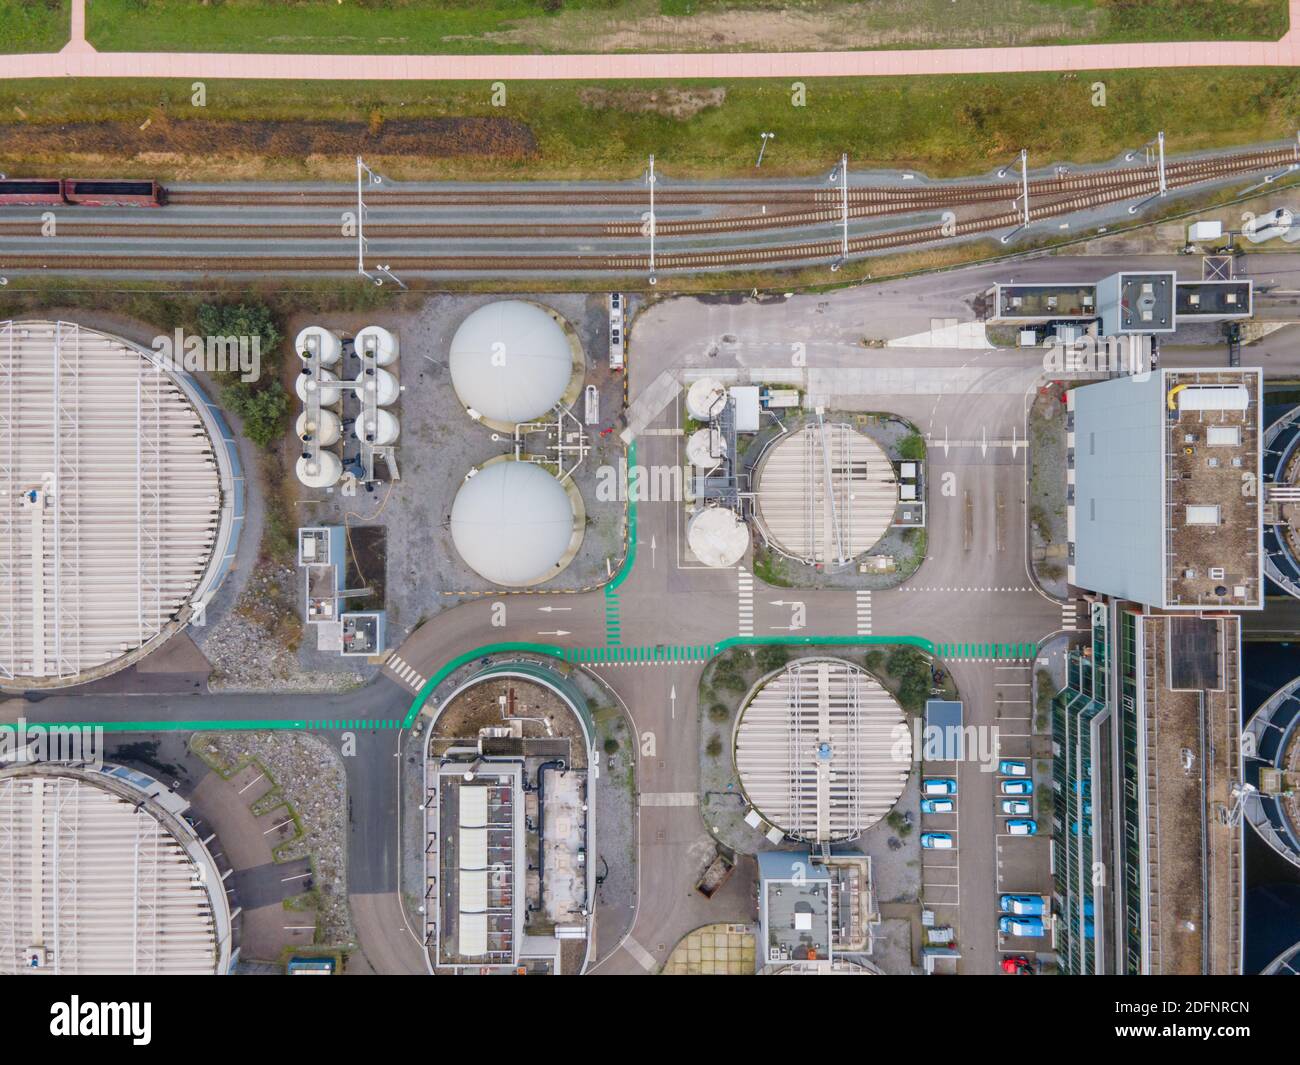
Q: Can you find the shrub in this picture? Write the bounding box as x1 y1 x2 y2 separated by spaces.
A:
755 645 789 673
224 379 289 449
705 734 723 759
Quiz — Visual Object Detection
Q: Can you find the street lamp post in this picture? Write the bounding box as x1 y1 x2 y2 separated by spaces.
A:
756 132 775 168
646 154 657 286
829 153 848 271
1126 131 1168 215
356 156 407 289
999 149 1030 244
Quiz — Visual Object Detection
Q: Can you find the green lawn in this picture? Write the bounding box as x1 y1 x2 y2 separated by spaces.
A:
2 69 1298 183
0 0 68 52
79 0 1289 56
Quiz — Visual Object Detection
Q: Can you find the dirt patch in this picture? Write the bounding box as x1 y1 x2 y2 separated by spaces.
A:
577 86 726 121
0 115 537 161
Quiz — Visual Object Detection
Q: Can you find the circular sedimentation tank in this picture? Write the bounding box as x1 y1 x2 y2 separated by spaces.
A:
354 324 399 366
355 409 400 446
296 450 343 489
296 366 341 406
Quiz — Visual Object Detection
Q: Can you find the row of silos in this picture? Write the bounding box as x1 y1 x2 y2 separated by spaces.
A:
294 325 401 488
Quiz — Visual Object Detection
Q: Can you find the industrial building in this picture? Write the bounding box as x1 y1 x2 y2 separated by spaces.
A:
1051 601 1244 975
754 420 899 567
0 762 235 974
733 657 910 844
756 851 879 972
448 300 583 431
297 526 386 657
991 271 1252 332
424 664 595 974
1067 368 1263 611
0 320 242 690
449 458 585 587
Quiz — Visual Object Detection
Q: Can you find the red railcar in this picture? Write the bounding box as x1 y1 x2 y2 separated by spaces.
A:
0 179 65 206
62 179 164 207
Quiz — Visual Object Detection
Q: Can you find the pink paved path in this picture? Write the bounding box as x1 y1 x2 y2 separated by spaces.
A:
17 0 1300 81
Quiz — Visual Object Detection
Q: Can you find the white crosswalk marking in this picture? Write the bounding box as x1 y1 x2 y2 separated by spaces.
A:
737 566 754 637
856 590 872 636
1061 601 1079 631
386 654 426 691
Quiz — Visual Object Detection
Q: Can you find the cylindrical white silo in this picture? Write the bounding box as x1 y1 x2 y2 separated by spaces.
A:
686 377 727 422
355 366 399 406
295 326 342 367
687 507 749 568
296 451 342 489
296 409 342 446
354 409 400 446
296 367 341 406
687 427 724 468
355 325 399 366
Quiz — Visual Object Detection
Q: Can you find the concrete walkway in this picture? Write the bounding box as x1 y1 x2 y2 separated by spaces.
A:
12 0 1300 81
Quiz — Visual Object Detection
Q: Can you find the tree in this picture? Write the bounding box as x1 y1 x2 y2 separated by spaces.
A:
755 644 789 673
225 380 289 449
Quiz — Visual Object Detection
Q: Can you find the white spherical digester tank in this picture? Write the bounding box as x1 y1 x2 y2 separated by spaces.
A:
686 377 727 422
296 409 342 446
354 366 399 407
294 326 342 367
296 450 343 489
687 507 749 568
686 427 725 468
296 367 341 406
355 325 399 366
354 409 400 446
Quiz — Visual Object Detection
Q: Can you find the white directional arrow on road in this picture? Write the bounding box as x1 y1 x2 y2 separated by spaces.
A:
537 629 571 637
670 684 677 719
537 606 572 612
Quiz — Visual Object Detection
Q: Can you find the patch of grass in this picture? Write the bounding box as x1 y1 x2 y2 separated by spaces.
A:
4 70 1300 185
752 549 792 588
80 0 1289 56
0 0 68 53
897 431 926 462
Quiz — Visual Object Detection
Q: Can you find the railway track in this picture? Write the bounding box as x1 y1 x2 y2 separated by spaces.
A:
160 146 1296 211
3 146 1293 275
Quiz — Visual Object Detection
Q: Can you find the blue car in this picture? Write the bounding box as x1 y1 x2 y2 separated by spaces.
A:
1007 819 1038 835
1000 895 1046 916
1001 779 1034 796
999 760 1028 776
920 833 954 849
920 798 955 814
1000 915 1045 937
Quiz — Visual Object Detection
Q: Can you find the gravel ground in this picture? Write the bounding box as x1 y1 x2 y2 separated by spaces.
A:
191 731 355 946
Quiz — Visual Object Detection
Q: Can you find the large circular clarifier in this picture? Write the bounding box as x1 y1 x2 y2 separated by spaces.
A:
687 507 749 568
450 461 580 586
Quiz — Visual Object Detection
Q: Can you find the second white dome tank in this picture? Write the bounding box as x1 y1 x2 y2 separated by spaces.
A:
450 461 576 586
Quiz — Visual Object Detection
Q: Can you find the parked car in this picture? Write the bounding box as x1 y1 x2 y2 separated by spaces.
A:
1000 895 1046 916
1001 779 1034 796
923 778 958 796
1001 954 1035 975
999 916 1045 937
1001 799 1031 815
1007 819 1038 836
920 798 955 814
999 760 1028 776
920 833 954 849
